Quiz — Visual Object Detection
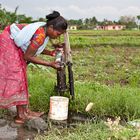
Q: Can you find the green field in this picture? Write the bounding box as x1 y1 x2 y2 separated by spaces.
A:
69 30 140 47
1 29 140 139
27 30 140 139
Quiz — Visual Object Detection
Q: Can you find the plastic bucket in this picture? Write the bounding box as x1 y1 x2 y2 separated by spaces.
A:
49 96 69 120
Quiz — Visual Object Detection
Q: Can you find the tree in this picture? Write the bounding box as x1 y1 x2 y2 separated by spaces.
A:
118 16 137 29
90 16 98 25
0 4 33 29
68 19 83 29
84 18 90 25
137 15 140 30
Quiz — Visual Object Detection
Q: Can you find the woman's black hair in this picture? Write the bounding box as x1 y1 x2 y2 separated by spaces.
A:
46 11 68 31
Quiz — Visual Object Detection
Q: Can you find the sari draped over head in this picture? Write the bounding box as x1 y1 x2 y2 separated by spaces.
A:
0 22 48 108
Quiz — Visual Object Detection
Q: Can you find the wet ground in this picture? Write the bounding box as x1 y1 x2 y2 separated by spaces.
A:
0 110 42 140
0 111 125 140
0 120 37 140
0 111 97 140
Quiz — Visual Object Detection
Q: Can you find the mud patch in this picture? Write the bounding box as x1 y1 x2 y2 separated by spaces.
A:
0 119 37 140
0 111 127 139
47 111 97 129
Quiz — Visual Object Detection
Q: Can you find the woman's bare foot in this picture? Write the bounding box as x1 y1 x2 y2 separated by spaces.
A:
15 112 38 124
15 105 37 124
15 117 25 124
26 109 44 117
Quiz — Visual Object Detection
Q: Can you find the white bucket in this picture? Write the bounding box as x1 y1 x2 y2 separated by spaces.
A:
49 96 69 121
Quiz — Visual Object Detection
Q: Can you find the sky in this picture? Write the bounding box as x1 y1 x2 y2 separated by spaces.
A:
0 0 140 21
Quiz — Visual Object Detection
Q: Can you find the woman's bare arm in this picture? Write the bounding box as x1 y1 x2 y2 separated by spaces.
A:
41 43 65 56
23 45 60 69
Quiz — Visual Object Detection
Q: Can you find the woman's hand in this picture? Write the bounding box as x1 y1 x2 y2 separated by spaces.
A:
50 48 64 57
49 61 62 70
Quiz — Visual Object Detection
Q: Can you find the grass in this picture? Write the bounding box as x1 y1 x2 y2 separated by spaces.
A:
73 46 140 87
35 121 140 140
69 30 140 36
26 30 140 139
70 36 140 48
87 84 140 120
35 122 111 140
28 67 140 120
68 30 140 48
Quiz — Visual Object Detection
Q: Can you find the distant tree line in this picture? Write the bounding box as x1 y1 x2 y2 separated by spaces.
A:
0 4 139 30
68 16 138 30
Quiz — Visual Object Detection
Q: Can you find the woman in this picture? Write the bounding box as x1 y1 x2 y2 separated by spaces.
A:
0 11 67 124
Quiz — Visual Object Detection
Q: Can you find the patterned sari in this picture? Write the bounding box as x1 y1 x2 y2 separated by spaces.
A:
0 26 29 108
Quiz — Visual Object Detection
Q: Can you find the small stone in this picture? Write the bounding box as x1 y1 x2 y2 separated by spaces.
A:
24 117 48 133
85 102 94 112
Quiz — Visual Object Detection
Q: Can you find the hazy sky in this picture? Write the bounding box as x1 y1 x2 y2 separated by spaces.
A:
1 0 140 21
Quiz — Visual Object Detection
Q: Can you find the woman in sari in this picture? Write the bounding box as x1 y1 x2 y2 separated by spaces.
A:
0 11 67 124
